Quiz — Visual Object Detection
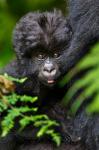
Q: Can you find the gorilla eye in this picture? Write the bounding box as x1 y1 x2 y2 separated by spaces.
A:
37 54 46 60
54 53 60 58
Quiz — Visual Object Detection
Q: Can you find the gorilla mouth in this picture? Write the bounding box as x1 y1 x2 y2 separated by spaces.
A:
47 79 55 84
39 74 57 86
40 78 56 86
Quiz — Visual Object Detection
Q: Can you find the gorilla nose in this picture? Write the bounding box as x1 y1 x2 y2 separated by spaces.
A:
43 64 56 76
44 66 55 73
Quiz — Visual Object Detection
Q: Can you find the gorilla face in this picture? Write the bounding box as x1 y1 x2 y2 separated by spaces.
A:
33 50 61 86
13 10 72 87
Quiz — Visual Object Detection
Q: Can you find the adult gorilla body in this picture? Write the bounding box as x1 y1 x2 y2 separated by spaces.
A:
62 0 99 150
64 0 99 71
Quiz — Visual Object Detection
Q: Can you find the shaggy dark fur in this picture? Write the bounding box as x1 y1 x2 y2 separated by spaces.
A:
63 0 99 72
61 0 99 149
4 10 72 95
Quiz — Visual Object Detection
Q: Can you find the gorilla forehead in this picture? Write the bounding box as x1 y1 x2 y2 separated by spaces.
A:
13 10 71 54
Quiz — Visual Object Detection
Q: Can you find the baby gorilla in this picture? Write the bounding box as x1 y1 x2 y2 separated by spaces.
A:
1 10 81 150
5 10 72 96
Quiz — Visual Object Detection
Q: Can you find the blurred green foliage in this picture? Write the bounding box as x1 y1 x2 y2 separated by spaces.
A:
59 43 99 115
0 0 66 68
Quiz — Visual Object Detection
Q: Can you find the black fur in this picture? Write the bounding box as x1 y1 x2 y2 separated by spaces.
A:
61 0 99 149
63 0 99 72
4 10 72 96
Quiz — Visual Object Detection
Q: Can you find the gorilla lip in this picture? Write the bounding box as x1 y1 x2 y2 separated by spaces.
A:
47 80 55 84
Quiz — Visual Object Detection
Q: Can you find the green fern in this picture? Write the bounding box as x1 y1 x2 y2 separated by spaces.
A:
0 75 61 146
59 43 99 115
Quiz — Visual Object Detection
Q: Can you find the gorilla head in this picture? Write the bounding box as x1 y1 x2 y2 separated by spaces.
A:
13 10 72 87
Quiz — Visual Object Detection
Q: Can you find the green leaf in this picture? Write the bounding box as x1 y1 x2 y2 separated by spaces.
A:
87 94 99 113
4 73 27 83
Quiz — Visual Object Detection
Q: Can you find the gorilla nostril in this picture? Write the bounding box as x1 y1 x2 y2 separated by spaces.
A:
51 69 56 76
43 67 56 77
44 67 55 73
